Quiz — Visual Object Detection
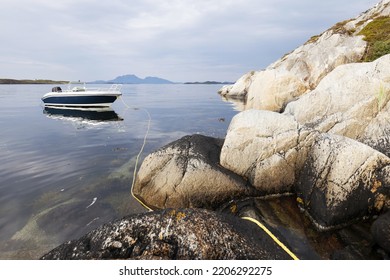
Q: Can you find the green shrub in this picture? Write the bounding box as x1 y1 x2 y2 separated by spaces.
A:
359 16 390 62
371 40 390 60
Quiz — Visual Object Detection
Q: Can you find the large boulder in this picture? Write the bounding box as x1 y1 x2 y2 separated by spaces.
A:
296 133 390 229
220 110 318 195
245 68 308 112
133 134 257 209
40 208 290 260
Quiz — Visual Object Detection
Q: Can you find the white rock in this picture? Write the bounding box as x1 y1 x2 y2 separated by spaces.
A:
283 54 390 147
218 71 255 99
245 68 308 112
220 110 318 194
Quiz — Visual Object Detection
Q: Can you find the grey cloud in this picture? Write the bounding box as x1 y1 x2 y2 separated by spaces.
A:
0 0 380 82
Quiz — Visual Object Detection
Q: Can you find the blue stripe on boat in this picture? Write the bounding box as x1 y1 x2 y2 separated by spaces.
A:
42 95 118 106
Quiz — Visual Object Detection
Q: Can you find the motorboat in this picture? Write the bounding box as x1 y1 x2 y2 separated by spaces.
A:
41 82 122 108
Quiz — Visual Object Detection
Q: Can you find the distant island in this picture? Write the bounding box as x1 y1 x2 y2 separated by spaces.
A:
0 79 68 84
90 74 174 84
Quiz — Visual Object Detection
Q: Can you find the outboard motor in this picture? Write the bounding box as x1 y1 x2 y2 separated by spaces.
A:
52 86 62 92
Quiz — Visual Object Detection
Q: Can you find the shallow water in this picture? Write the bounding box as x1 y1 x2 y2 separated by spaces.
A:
0 84 240 259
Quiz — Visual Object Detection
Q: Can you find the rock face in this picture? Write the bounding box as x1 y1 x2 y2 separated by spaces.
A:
283 55 390 142
219 0 390 112
133 134 257 209
41 208 290 260
296 134 390 229
220 110 318 195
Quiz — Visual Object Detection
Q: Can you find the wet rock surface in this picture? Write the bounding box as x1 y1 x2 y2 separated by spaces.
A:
371 211 390 254
41 208 290 260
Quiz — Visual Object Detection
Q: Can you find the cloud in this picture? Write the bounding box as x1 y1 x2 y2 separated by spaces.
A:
0 0 380 82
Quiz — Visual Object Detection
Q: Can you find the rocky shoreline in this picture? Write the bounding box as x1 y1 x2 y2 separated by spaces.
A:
42 1 390 259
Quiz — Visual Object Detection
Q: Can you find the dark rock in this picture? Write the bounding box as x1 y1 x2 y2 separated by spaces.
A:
371 211 390 253
296 133 390 230
40 208 290 260
133 134 257 209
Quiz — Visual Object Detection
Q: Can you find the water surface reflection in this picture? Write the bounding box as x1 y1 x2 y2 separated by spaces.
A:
43 107 123 122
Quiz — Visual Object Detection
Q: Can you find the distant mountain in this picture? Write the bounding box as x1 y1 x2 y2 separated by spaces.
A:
90 74 174 84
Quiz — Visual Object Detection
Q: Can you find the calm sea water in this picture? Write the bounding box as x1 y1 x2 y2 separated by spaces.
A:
1 84 381 260
0 84 241 259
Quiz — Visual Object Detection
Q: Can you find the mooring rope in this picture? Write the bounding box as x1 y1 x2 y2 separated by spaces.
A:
119 95 153 211
129 107 153 212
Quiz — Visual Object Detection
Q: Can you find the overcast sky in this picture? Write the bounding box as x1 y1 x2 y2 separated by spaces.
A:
0 0 380 82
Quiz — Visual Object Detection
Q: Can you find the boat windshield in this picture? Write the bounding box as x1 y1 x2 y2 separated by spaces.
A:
66 82 86 92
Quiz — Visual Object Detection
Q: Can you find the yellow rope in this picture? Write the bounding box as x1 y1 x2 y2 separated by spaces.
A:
130 107 153 212
119 95 153 211
241 216 299 260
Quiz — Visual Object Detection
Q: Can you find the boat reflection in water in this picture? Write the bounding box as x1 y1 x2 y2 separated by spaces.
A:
43 106 123 122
